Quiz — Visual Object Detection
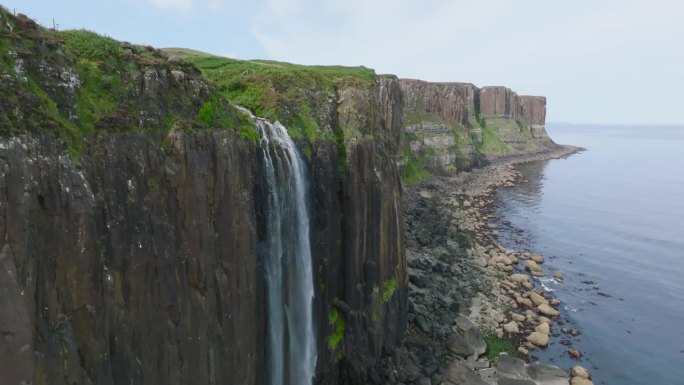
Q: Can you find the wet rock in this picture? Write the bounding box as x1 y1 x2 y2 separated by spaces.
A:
571 378 594 385
537 304 560 317
535 322 550 335
524 260 540 272
568 349 583 359
509 274 529 283
529 292 548 306
570 365 590 379
530 255 545 264
526 332 549 347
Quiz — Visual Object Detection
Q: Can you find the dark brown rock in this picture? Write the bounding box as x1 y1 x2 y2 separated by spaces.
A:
519 96 546 126
480 86 519 119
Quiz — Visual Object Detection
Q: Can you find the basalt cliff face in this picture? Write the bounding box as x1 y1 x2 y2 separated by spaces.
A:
400 80 555 177
1 8 554 385
0 10 406 385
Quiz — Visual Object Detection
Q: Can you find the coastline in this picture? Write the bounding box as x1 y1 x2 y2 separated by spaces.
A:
400 144 595 384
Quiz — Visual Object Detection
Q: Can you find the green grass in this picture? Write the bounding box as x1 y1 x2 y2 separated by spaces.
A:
177 54 376 143
479 125 508 156
161 47 215 58
381 277 397 303
0 7 261 162
327 309 346 351
60 30 123 61
483 332 516 359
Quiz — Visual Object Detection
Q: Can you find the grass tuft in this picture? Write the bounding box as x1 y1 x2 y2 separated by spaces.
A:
483 331 516 359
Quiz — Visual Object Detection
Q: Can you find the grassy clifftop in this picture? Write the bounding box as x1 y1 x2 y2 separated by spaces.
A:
168 50 378 143
0 7 255 157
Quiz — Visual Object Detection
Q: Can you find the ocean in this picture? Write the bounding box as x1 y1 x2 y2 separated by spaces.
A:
493 123 684 385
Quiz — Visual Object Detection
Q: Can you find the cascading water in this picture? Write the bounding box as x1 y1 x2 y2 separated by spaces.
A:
239 107 317 385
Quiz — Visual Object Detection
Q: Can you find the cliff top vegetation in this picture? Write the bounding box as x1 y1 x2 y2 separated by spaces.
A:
0 6 256 156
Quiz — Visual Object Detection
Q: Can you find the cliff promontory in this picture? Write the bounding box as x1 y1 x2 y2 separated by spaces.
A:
400 80 555 183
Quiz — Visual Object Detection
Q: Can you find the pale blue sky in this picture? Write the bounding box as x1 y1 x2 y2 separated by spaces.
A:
4 0 683 124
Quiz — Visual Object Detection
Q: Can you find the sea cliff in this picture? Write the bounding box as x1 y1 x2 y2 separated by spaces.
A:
1 7 564 385
400 80 556 181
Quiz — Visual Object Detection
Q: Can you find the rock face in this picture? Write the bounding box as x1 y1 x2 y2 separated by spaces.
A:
400 80 556 175
480 86 519 119
0 133 263 385
0 89 407 385
0 9 407 385
400 80 483 172
519 96 547 126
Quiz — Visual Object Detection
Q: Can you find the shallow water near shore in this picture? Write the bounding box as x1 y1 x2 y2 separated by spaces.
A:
493 123 684 385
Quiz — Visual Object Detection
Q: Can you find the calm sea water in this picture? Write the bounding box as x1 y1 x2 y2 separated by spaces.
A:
494 123 684 385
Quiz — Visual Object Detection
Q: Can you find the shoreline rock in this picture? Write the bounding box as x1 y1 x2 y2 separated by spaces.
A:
395 144 594 385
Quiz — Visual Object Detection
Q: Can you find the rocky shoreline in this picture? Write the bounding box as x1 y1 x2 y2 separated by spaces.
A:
371 145 596 385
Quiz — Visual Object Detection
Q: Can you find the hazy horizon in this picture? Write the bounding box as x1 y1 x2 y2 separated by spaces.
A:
4 0 683 125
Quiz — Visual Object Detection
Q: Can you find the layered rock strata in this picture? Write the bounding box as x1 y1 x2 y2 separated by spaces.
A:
400 81 556 174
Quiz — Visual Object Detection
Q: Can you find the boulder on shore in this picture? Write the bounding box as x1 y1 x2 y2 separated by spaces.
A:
526 332 549 347
535 322 550 335
571 365 590 379
447 333 475 357
537 304 560 317
503 321 520 334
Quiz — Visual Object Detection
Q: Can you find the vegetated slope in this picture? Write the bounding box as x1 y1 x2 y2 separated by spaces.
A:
0 7 256 156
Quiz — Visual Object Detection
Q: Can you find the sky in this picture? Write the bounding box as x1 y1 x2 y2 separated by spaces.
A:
3 0 683 124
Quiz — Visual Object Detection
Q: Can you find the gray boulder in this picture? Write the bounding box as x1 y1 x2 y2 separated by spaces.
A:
447 333 475 357
444 361 488 385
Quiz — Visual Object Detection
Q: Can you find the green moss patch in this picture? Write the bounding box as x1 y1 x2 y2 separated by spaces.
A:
327 309 346 351
381 277 397 303
483 331 516 359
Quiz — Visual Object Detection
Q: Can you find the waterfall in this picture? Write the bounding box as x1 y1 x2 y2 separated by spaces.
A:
240 107 317 385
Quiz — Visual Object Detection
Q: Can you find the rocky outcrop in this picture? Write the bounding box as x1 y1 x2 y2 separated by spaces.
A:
519 96 548 138
401 80 479 126
519 96 546 126
480 86 519 119
400 81 556 175
400 80 484 173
